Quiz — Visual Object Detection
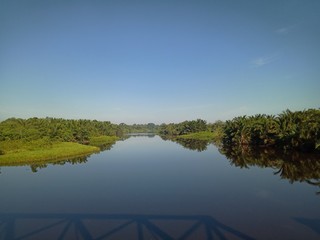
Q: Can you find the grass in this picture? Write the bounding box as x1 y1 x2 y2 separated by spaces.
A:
0 135 121 166
0 138 53 154
176 131 222 142
0 140 99 165
89 136 119 146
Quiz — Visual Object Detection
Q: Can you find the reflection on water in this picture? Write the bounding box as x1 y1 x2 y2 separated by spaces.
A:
164 135 320 195
0 212 255 240
0 155 90 174
0 140 119 173
2 135 320 196
173 139 210 152
1 136 320 239
160 136 211 152
126 133 156 138
29 156 89 173
219 145 320 194
97 141 118 152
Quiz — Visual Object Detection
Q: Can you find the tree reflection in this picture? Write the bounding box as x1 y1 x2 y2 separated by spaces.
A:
0 139 122 173
97 141 117 151
174 138 210 152
160 134 222 152
30 156 89 172
159 135 211 152
126 133 156 138
219 145 320 194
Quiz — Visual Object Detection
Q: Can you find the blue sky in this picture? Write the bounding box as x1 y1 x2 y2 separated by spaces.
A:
1 0 319 124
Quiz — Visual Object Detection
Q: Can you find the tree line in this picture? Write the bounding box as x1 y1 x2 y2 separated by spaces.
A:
1 108 319 152
0 117 160 144
118 123 158 134
0 117 122 144
159 119 211 135
158 109 320 152
222 109 320 152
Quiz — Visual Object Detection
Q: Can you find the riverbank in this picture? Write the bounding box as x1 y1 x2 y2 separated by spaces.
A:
89 136 119 146
176 131 221 142
0 141 99 165
0 135 119 165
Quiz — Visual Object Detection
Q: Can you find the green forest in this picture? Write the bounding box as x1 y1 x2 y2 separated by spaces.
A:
158 109 320 152
0 117 159 164
158 119 225 142
222 109 320 151
0 108 319 165
0 117 120 143
0 118 119 164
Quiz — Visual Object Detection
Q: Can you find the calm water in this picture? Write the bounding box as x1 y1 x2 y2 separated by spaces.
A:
0 135 319 240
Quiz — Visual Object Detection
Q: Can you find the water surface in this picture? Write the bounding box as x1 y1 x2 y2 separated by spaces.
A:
0 136 319 239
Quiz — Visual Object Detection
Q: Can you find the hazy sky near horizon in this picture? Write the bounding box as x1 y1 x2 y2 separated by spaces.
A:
1 0 319 124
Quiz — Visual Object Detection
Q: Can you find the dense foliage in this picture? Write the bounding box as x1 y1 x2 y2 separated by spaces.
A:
159 119 225 144
1 108 319 158
0 117 122 144
159 119 208 136
118 123 158 134
222 109 320 152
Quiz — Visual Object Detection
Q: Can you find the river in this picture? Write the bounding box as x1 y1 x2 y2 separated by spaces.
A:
0 135 319 239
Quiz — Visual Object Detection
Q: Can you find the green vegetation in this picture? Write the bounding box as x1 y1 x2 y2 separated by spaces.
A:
168 131 219 152
159 119 208 136
89 136 119 147
0 140 99 165
158 120 224 152
177 131 220 141
158 119 224 145
0 117 121 164
0 117 161 165
0 117 122 142
177 131 215 140
118 123 159 134
1 108 319 165
159 109 320 153
223 109 320 152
